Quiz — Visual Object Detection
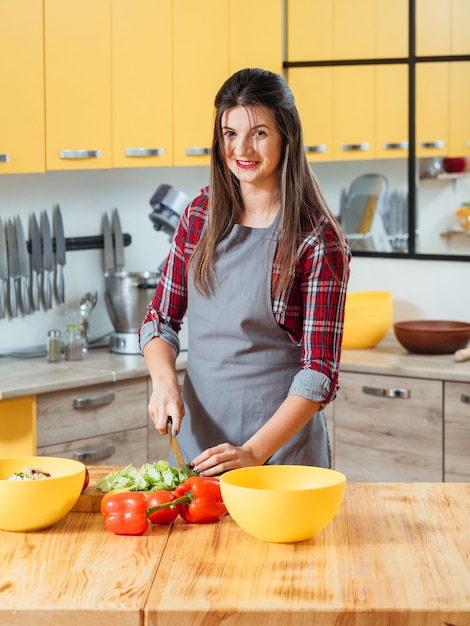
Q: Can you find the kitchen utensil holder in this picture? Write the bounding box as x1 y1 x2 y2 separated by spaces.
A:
25 234 132 254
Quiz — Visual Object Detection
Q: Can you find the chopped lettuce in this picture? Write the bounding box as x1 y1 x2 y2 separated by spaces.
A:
97 460 197 493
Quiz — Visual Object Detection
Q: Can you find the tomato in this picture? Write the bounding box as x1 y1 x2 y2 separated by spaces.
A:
81 467 90 493
147 490 180 525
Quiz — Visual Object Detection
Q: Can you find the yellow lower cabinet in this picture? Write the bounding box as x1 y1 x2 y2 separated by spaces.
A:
0 396 37 456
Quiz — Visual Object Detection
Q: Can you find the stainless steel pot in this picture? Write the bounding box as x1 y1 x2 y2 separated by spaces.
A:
104 271 160 333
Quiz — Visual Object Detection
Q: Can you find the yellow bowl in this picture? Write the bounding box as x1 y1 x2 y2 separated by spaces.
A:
342 290 393 349
219 465 346 543
0 456 85 532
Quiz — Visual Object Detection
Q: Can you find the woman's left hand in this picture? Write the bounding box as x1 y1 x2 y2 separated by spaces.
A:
191 443 261 477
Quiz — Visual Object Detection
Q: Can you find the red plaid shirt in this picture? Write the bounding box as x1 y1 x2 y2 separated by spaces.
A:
141 187 350 404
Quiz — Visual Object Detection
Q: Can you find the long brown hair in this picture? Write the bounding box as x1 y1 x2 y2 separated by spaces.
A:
192 68 348 295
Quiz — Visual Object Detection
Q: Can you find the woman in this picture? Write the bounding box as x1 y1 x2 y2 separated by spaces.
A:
140 68 350 476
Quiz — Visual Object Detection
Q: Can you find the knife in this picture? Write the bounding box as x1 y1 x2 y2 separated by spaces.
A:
30 213 42 311
102 214 115 272
15 216 31 315
112 209 125 271
54 204 66 303
41 210 53 309
6 219 19 318
166 417 186 469
0 218 8 319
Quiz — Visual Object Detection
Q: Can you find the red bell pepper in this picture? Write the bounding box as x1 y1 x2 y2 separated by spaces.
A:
173 476 227 523
101 491 149 536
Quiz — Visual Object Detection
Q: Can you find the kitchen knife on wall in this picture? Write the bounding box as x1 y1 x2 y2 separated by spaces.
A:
0 218 8 319
54 204 66 303
15 216 31 315
5 219 19 318
30 213 42 311
112 209 125 271
42 211 53 309
102 213 114 272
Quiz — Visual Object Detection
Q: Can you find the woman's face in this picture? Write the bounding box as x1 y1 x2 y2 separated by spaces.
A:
221 105 283 193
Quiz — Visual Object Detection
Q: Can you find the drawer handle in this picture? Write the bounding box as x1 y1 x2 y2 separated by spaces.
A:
419 140 444 150
125 147 164 157
185 147 211 156
305 144 327 154
73 392 115 409
383 141 409 150
342 142 369 152
461 394 470 405
0 153 10 163
362 385 411 399
60 149 102 159
73 445 116 463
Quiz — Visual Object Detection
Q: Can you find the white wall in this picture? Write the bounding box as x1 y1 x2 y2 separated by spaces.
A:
0 162 469 353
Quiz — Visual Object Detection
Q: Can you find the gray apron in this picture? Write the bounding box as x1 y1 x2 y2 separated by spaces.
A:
177 218 330 468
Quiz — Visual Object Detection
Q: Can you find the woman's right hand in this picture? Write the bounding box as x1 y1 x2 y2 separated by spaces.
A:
147 379 185 435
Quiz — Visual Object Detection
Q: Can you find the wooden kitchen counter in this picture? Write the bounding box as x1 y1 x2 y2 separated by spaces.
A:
1 481 468 625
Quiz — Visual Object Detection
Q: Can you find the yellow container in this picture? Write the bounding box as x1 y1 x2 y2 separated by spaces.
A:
456 206 470 232
342 290 393 350
220 465 346 543
0 456 85 532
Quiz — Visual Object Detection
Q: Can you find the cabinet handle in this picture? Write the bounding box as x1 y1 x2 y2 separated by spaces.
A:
461 394 470 405
60 149 102 159
419 140 444 150
362 385 411 399
0 154 10 163
305 144 327 154
383 141 409 150
73 392 115 409
73 445 116 463
185 147 211 156
342 142 369 152
125 148 164 157
467 141 470 149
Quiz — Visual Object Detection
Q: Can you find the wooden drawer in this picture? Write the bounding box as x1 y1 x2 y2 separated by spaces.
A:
444 381 470 482
333 372 443 481
37 426 148 466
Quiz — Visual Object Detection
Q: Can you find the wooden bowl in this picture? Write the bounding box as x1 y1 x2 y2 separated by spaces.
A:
393 320 470 355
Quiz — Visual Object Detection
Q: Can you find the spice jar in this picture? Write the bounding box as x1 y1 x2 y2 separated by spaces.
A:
64 324 84 361
47 330 62 363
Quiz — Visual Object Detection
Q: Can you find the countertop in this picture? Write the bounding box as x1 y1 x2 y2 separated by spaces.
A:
1 480 469 625
1 333 469 400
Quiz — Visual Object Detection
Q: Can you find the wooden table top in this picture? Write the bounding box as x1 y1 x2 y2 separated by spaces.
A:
1 481 469 626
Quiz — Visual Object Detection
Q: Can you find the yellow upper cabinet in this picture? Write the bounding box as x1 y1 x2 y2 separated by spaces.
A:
0 396 37 456
416 62 449 158
287 0 408 61
44 0 112 170
416 0 470 56
111 0 173 168
0 1 45 174
172 0 230 167
229 1 283 75
448 62 470 157
375 65 409 159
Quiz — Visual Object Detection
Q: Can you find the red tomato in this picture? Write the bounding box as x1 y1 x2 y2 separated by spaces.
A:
147 490 180 525
81 467 90 493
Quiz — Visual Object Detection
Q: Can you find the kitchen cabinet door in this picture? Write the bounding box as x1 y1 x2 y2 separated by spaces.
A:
448 62 470 158
375 64 409 159
0 0 45 174
287 68 334 162
333 66 375 160
44 0 112 170
286 0 333 62
416 0 470 56
111 0 173 168
444 381 470 482
0 396 36 456
229 0 283 75
416 62 449 158
333 372 443 481
172 0 229 166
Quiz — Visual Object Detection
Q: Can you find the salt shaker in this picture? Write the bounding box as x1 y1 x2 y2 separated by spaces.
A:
47 330 62 363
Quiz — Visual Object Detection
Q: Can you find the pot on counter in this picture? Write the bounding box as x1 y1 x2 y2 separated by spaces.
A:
104 271 160 353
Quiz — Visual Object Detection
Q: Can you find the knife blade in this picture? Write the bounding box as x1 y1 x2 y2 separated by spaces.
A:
6 219 19 318
30 213 42 311
112 209 125 271
42 211 53 309
167 417 186 469
0 218 8 319
54 204 66 303
102 214 115 272
15 216 31 315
